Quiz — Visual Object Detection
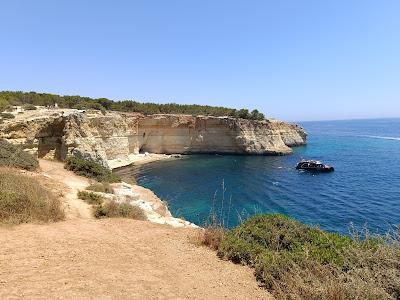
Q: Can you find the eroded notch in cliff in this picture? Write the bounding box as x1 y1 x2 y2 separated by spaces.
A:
37 117 67 160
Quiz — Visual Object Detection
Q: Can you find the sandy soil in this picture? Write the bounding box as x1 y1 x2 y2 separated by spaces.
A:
108 153 180 169
38 159 93 220
1 160 272 299
0 219 271 299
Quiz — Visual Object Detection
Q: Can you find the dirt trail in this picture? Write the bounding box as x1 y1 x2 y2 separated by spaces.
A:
1 160 272 299
0 219 271 299
38 159 92 219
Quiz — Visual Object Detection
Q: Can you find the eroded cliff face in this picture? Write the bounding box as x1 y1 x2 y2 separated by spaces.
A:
137 115 306 155
0 109 307 167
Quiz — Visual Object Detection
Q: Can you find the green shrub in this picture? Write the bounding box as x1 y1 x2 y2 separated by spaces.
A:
86 182 114 194
77 190 103 205
0 139 39 170
65 156 120 183
0 99 11 112
218 214 400 300
23 104 37 110
0 90 265 120
0 112 15 119
94 201 146 220
0 168 65 224
72 101 105 111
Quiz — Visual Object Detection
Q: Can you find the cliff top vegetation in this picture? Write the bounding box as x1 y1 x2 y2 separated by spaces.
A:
197 214 400 300
64 156 121 183
0 139 39 170
0 91 265 120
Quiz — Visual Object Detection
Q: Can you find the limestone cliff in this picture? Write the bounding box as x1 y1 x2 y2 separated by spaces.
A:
0 109 307 167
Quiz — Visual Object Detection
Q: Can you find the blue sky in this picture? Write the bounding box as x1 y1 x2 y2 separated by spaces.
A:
0 1 399 121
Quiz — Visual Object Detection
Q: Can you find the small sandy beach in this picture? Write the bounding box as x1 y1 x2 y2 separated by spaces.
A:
108 153 181 169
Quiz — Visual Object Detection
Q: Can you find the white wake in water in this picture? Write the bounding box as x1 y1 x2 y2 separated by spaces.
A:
360 135 400 141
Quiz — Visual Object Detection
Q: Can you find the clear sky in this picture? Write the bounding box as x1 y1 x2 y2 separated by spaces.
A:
1 1 399 121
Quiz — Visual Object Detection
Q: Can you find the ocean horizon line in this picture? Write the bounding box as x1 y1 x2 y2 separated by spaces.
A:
294 116 400 123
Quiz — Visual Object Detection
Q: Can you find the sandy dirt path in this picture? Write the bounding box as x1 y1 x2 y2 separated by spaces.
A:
0 219 271 299
38 159 93 219
1 160 272 298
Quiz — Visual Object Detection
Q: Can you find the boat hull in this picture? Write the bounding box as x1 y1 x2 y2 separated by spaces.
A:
296 166 334 172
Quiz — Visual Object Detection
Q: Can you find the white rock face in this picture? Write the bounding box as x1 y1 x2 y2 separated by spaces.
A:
96 182 198 228
0 109 307 167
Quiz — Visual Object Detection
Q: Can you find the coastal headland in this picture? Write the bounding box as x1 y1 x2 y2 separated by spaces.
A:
0 106 305 299
0 107 307 169
0 159 272 299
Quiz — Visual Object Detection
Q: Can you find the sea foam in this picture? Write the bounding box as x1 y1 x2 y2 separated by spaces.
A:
361 135 400 141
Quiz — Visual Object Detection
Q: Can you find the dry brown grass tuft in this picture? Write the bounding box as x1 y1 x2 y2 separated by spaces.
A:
191 226 225 251
86 182 114 194
0 168 65 224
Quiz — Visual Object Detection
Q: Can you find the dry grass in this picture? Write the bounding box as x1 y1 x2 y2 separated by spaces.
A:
0 168 65 224
191 226 225 251
190 211 225 250
86 182 114 194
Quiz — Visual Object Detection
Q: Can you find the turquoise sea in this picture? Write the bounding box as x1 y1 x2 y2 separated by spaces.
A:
128 118 400 234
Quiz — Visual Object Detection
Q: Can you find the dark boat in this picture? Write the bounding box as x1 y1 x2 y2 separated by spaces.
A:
296 160 334 172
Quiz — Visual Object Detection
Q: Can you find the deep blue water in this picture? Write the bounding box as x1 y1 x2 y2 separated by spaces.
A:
129 118 400 234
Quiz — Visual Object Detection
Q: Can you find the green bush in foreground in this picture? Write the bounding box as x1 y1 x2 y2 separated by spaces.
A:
0 168 65 224
217 214 400 300
65 156 120 183
0 139 39 170
77 190 104 205
94 201 146 220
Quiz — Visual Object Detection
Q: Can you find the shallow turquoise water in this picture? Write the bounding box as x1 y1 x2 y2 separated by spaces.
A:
131 118 400 234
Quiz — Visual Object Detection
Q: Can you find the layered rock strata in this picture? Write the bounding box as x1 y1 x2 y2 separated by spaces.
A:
0 109 307 168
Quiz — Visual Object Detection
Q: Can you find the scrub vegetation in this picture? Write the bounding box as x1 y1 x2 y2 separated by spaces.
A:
77 190 104 205
0 91 265 120
0 168 64 224
0 112 15 119
0 139 39 170
77 189 146 220
94 201 147 220
86 182 114 194
65 156 120 183
23 104 37 110
207 214 400 300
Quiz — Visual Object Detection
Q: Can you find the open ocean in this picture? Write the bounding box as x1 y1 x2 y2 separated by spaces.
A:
128 118 400 234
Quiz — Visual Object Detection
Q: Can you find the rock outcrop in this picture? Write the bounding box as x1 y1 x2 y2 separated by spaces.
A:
0 109 307 167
